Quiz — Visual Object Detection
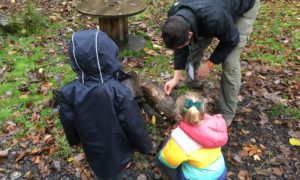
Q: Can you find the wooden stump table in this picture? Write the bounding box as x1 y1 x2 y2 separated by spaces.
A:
76 0 147 50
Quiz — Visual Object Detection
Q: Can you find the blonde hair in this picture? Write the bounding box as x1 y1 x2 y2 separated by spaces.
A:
175 92 206 125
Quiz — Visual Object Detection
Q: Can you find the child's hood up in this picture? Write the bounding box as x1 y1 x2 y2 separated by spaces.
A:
68 30 130 83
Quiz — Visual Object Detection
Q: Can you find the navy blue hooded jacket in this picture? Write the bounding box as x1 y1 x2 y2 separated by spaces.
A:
59 30 152 179
169 0 255 68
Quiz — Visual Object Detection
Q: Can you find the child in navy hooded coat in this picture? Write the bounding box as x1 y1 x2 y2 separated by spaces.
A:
59 30 152 179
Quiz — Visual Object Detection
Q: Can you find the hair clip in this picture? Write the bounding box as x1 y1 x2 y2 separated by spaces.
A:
184 99 201 110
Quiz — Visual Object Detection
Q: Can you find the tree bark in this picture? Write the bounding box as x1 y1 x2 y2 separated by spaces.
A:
141 81 176 119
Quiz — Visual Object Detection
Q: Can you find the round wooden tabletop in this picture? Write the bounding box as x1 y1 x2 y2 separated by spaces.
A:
76 0 147 18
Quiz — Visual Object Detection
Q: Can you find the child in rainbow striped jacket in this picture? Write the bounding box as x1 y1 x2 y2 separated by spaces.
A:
157 92 228 180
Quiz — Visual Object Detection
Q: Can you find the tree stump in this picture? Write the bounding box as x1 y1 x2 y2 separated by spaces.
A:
98 17 128 45
76 0 146 48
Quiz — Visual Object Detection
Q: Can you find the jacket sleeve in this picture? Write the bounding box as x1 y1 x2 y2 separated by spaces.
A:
116 87 152 154
59 90 80 146
210 12 240 64
158 137 187 168
174 45 189 70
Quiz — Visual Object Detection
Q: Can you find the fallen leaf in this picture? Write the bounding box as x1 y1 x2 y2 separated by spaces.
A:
227 171 234 177
165 50 173 56
41 82 53 93
273 120 282 125
245 71 252 76
259 112 269 125
44 134 52 142
32 156 41 164
10 171 22 180
5 90 12 96
232 154 243 165
31 134 40 145
24 171 32 178
289 138 300 146
82 168 92 178
272 167 283 176
153 44 162 50
8 51 17 55
67 157 74 162
259 74 266 79
238 170 250 180
239 149 249 158
48 48 56 54
75 167 81 178
15 152 27 162
242 129 250 135
20 142 29 148
151 115 156 125
137 174 147 180
255 169 270 176
31 148 41 155
75 153 84 161
145 49 158 56
53 161 61 171
250 138 256 143
0 149 9 157
49 16 60 23
266 92 287 105
6 121 16 131
253 154 261 161
31 112 40 121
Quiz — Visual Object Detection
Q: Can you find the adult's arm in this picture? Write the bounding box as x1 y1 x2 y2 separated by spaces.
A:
210 12 240 64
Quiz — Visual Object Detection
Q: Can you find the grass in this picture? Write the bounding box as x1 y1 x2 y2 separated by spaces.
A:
269 104 300 121
248 1 299 64
8 0 47 35
0 2 75 156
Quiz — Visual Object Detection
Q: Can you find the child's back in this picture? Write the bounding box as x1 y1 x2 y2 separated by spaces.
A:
59 30 152 179
157 92 227 180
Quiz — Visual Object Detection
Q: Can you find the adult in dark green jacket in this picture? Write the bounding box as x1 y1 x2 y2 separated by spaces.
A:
59 30 152 179
162 0 260 126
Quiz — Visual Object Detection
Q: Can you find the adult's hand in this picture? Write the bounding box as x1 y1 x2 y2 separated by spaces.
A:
197 61 213 79
164 78 179 95
164 70 181 95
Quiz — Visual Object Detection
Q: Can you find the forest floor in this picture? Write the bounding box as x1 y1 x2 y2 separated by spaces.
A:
0 0 299 179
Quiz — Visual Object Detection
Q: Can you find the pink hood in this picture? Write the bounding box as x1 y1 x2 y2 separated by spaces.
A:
179 114 228 148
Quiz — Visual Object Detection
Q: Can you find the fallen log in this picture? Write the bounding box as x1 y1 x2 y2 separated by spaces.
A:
141 81 176 119
121 71 143 98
